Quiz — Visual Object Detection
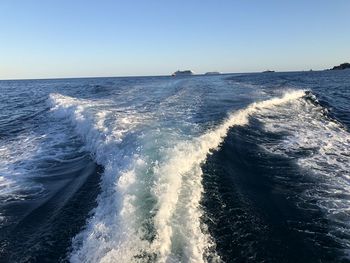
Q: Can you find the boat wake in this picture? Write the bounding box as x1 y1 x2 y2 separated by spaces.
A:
49 90 306 262
255 91 350 253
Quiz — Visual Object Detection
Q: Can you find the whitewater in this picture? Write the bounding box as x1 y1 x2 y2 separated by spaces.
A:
1 71 350 262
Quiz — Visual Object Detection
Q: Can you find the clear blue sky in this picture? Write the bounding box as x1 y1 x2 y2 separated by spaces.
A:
0 0 349 79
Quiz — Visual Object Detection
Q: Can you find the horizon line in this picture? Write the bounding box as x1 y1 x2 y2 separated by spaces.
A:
0 69 331 82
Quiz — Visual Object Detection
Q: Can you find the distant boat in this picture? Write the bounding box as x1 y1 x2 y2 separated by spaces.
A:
172 70 194 76
262 70 275 73
204 71 221 75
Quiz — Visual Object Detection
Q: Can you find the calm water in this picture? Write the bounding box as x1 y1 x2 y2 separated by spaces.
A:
0 71 349 262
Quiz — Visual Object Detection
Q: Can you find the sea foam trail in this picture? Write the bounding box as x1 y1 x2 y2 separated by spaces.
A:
0 134 48 211
255 92 350 253
0 112 83 205
49 90 305 262
151 90 306 262
49 94 152 262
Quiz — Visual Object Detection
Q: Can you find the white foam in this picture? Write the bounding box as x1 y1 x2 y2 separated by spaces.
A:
0 130 73 202
151 90 305 262
256 91 350 250
0 133 40 201
50 93 154 262
0 112 92 224
49 91 305 262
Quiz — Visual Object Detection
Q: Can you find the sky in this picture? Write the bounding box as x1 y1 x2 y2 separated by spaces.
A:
0 0 349 79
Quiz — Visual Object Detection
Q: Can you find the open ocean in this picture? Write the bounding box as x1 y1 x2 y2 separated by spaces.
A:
0 70 349 263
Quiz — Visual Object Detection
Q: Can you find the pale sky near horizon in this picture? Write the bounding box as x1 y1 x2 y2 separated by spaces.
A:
0 0 349 79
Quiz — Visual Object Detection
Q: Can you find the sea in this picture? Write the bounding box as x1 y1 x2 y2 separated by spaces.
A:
0 70 349 263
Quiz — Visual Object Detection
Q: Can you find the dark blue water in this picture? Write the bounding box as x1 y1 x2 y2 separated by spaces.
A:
0 70 349 262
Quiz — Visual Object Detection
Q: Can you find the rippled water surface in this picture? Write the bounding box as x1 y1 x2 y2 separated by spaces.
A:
0 71 349 262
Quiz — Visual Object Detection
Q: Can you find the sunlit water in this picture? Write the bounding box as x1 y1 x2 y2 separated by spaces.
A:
0 71 350 262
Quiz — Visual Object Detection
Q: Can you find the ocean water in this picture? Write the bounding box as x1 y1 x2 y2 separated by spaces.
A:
0 70 349 262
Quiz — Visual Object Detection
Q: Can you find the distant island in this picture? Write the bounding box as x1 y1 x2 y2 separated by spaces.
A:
331 63 350 70
204 71 221 75
172 70 194 76
262 70 275 73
